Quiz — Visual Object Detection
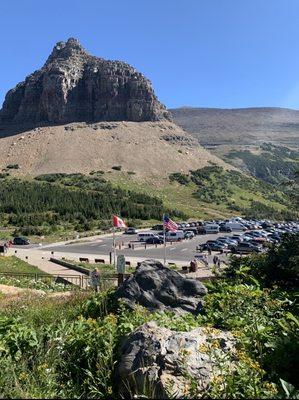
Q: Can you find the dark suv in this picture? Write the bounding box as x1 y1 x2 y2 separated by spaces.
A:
146 236 163 245
13 237 30 245
231 242 262 254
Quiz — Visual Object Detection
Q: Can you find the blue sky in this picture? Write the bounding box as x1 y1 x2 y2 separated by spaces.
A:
1 0 299 109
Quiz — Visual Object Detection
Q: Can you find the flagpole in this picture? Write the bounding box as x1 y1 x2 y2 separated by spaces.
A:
163 213 166 266
113 226 116 269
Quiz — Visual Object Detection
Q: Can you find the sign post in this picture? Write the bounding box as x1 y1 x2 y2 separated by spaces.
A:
117 254 126 286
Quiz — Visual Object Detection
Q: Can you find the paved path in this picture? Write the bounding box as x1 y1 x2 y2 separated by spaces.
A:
7 248 88 287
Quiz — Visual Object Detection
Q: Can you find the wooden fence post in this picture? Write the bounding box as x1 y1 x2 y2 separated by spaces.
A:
118 273 124 287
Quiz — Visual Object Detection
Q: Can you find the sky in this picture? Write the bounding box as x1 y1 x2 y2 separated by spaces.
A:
1 0 299 109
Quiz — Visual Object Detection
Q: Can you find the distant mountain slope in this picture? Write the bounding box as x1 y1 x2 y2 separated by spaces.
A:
170 107 299 148
0 121 228 177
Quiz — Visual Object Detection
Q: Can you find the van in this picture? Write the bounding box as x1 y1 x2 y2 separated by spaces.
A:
203 224 220 234
137 232 158 242
224 222 246 231
165 230 185 241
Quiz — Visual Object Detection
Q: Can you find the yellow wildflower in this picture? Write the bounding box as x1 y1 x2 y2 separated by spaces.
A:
18 372 28 382
198 343 209 353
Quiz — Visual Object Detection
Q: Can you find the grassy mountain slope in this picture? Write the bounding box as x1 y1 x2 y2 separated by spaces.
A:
217 143 299 186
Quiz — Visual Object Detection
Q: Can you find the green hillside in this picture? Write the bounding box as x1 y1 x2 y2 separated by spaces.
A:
0 173 184 237
0 166 295 240
223 143 299 186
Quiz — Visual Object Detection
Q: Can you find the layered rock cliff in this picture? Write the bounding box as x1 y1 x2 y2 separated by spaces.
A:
0 38 170 125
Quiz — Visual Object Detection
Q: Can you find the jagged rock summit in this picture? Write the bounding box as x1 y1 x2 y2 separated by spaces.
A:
0 38 170 125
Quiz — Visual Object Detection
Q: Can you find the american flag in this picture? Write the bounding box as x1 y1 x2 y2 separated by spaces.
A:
163 215 178 231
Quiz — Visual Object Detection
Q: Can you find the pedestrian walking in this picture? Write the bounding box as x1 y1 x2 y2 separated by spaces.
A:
90 268 100 293
207 245 212 255
203 254 209 268
217 259 221 269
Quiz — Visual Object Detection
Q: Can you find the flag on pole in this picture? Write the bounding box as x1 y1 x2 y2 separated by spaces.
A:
113 215 127 229
163 215 178 231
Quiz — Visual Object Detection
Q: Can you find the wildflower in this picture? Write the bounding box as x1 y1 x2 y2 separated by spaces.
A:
211 375 224 385
107 386 113 394
210 339 221 349
198 343 208 353
265 382 278 394
18 372 28 382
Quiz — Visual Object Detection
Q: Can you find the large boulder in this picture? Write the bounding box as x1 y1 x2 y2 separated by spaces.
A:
115 259 207 314
116 321 236 398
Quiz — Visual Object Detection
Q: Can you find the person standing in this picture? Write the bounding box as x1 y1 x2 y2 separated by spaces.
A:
90 268 100 293
189 259 196 272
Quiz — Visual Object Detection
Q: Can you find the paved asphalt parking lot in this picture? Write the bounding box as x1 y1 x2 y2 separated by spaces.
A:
39 231 234 263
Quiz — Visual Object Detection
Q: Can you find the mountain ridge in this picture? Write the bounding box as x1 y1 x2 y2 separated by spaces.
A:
170 106 299 148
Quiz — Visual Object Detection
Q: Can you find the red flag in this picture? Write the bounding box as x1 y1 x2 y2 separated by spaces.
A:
113 215 127 229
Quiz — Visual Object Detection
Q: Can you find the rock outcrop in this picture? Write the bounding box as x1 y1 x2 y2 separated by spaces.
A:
115 259 207 314
116 321 237 398
0 38 170 125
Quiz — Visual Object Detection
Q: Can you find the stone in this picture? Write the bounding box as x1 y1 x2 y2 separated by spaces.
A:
0 38 171 126
114 259 207 314
116 321 237 399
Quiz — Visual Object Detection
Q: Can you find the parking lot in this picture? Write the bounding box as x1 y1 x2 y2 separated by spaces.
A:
41 230 233 264
8 218 299 267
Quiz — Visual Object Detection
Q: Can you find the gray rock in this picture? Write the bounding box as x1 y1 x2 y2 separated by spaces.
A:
0 38 171 126
116 321 236 398
115 259 207 314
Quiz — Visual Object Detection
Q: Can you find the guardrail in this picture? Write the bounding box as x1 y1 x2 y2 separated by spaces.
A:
0 271 116 290
50 257 90 275
0 271 81 288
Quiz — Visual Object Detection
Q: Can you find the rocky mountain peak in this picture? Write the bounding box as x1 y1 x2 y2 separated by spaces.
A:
44 37 90 65
0 38 171 125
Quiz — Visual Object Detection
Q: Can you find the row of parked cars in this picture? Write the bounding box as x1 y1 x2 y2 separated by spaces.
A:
196 222 299 254
128 217 298 247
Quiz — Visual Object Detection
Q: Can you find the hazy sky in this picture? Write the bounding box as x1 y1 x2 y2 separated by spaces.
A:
1 0 299 109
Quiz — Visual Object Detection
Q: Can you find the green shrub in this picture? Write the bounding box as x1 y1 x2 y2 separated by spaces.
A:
169 172 190 185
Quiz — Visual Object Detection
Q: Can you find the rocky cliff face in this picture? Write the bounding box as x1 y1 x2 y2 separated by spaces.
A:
0 38 170 125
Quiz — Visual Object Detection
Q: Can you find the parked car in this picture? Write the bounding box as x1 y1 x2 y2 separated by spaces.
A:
224 222 247 231
165 230 185 241
137 232 158 242
13 237 30 245
217 238 238 249
184 231 195 239
151 224 163 231
125 227 137 235
203 224 220 234
231 242 262 254
145 236 163 244
198 241 227 251
219 224 232 232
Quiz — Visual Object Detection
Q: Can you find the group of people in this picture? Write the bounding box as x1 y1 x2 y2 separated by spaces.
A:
0 241 12 254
